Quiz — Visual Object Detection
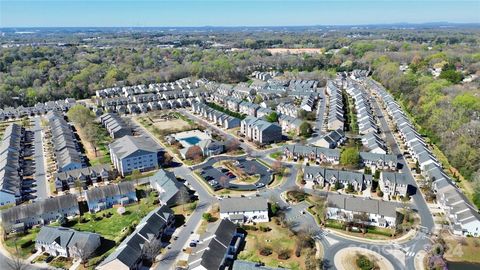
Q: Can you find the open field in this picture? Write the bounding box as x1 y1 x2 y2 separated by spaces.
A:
238 220 316 270
442 231 480 264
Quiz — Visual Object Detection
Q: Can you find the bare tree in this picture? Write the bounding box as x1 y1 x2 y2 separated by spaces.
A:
6 239 27 270
185 146 203 161
72 242 90 268
271 159 283 175
176 187 191 211
225 138 240 152
142 237 163 263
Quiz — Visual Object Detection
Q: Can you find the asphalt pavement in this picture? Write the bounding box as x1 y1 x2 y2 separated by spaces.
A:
32 116 49 201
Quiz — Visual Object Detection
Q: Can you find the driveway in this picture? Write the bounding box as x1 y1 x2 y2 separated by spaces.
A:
32 116 49 201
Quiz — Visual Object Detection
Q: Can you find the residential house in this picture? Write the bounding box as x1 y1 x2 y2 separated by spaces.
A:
240 116 282 144
361 132 387 154
46 111 85 172
278 114 303 135
84 182 137 212
239 101 260 117
0 194 79 232
53 164 115 192
303 166 371 191
326 194 399 228
188 219 244 270
359 152 397 170
109 135 161 176
219 197 269 224
148 169 187 205
97 205 174 270
315 129 345 149
0 123 25 206
35 226 101 259
380 172 411 197
100 113 133 139
283 144 341 165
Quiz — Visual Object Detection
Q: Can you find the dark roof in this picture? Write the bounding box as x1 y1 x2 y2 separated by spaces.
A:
188 219 238 270
85 182 135 203
0 194 78 225
220 197 268 213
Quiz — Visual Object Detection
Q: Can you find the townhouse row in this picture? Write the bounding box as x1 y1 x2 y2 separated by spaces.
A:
283 144 397 170
366 77 480 237
46 111 86 172
0 124 29 206
326 80 345 131
0 98 77 120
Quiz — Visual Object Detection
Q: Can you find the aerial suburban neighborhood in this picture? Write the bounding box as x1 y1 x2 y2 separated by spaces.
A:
0 2 479 270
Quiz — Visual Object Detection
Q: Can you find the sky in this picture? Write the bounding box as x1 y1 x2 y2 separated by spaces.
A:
0 0 479 27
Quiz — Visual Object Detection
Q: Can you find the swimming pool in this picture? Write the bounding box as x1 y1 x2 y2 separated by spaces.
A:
180 136 201 145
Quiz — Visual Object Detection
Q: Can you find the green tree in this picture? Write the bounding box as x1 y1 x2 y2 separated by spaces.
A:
265 112 279 123
340 147 360 167
131 169 141 186
202 213 213 222
254 94 263 104
439 69 463 84
67 104 93 128
299 121 313 137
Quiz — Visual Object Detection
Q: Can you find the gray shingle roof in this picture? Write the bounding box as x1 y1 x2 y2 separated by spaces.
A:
220 197 268 213
85 182 135 203
327 193 398 218
109 135 160 159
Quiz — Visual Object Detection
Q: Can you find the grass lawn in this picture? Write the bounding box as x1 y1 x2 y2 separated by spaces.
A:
238 221 309 270
268 169 289 188
3 227 40 258
50 256 73 269
442 231 480 263
325 220 395 240
171 202 197 217
70 201 157 242
196 204 219 235
269 151 283 160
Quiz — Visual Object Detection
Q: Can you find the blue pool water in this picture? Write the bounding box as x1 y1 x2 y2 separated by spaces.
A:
181 136 201 145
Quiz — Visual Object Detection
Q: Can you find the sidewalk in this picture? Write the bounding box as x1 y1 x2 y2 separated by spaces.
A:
324 226 418 245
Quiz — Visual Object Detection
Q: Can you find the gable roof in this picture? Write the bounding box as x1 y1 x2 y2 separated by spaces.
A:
109 135 160 160
220 197 268 213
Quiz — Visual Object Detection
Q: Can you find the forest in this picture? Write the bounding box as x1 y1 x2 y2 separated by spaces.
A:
1 27 479 204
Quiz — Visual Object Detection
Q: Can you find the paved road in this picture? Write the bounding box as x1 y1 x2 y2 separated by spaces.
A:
32 116 49 201
156 166 216 270
368 85 435 270
129 114 219 270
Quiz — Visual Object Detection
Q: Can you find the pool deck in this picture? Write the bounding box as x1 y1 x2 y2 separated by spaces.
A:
172 129 211 148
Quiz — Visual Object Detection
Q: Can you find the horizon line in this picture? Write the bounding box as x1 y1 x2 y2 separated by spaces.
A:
2 22 480 29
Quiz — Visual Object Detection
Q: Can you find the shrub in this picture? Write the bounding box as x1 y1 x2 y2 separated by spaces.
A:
277 249 291 260
295 246 301 257
202 213 213 222
356 254 375 270
20 239 33 248
259 247 273 256
259 226 271 232
241 224 258 231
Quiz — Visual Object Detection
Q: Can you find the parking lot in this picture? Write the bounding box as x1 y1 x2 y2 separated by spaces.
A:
197 157 272 191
